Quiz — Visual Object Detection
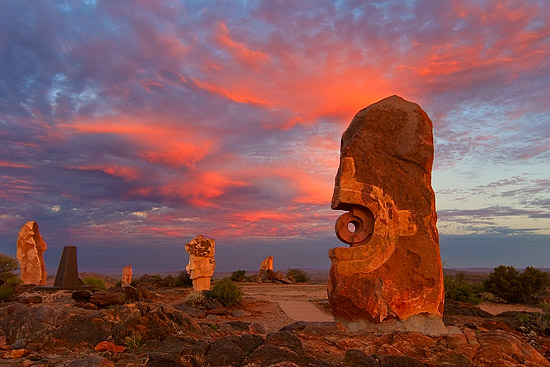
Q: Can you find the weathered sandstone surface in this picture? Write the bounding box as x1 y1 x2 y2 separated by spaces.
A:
185 235 216 291
16 221 47 286
329 96 444 332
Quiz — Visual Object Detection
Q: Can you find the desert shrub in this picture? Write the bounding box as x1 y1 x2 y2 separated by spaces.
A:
444 273 482 305
230 270 247 282
124 333 145 352
0 277 22 302
185 290 206 306
210 278 242 307
484 265 549 303
175 271 192 287
0 253 19 281
287 268 310 283
82 276 107 290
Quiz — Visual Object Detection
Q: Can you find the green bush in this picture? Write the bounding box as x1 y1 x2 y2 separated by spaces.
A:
444 273 482 305
210 278 242 307
0 253 19 281
82 276 107 290
175 271 192 287
484 265 549 303
287 268 310 283
0 277 22 302
230 270 247 282
185 290 206 306
124 333 145 352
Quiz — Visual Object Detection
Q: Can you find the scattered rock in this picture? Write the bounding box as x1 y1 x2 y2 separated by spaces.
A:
15 294 42 304
343 349 378 367
67 355 114 367
2 348 31 359
205 336 246 366
89 291 125 307
232 309 251 317
94 341 126 353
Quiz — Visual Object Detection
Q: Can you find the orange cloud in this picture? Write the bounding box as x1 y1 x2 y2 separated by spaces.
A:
214 22 271 69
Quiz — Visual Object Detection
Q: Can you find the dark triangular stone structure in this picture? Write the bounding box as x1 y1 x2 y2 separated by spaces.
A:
53 246 83 287
35 245 94 291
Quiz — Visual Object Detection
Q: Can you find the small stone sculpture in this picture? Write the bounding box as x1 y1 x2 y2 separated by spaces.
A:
185 235 216 291
122 265 133 287
16 221 47 285
329 95 445 334
260 256 273 271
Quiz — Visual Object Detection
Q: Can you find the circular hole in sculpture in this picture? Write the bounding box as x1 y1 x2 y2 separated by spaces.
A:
347 222 357 233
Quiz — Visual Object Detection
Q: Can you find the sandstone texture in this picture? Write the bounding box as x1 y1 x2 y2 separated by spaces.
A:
329 95 444 330
260 256 274 271
16 221 47 286
121 265 132 287
185 235 216 291
1 286 549 367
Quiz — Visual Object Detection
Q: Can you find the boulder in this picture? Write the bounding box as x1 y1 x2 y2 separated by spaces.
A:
329 96 444 333
16 221 47 285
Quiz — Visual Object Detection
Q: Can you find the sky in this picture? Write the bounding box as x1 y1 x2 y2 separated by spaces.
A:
0 0 549 273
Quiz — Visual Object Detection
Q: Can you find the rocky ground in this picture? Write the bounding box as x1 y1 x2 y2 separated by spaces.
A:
1 279 550 367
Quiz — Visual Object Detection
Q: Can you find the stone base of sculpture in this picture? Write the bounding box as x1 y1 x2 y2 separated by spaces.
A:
336 314 447 336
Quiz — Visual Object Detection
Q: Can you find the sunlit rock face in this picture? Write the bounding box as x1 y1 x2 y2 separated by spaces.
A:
185 235 216 291
260 256 274 271
329 95 445 334
122 265 133 287
16 221 47 285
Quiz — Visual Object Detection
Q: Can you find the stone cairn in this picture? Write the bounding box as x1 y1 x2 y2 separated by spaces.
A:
16 221 47 285
121 265 133 287
185 235 216 291
329 95 445 335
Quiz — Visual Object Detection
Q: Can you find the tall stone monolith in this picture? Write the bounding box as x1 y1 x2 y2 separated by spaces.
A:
185 235 216 291
329 95 445 335
122 265 133 287
16 221 47 285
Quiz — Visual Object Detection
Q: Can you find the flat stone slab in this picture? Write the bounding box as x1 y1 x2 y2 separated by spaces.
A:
277 301 334 322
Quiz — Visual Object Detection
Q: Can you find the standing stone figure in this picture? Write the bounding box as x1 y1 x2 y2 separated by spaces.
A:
16 221 47 285
122 265 133 287
260 256 273 271
329 95 445 334
185 235 216 291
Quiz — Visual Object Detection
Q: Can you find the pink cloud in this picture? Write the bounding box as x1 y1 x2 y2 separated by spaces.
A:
214 22 271 70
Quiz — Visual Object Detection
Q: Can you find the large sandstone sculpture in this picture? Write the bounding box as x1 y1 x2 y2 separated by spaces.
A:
16 221 47 285
329 95 445 334
185 235 216 291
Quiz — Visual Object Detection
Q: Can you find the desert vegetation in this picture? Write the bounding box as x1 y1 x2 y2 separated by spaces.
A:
211 278 243 306
444 266 549 306
287 268 310 283
0 253 21 302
